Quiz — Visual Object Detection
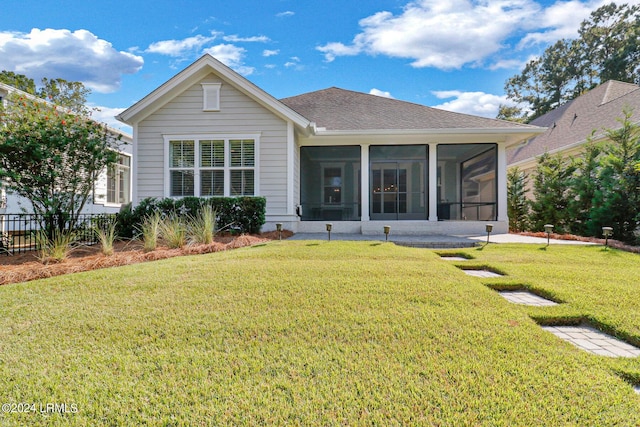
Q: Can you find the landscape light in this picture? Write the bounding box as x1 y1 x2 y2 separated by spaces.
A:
544 224 554 246
602 226 613 248
485 224 493 245
276 223 283 240
326 223 332 241
384 225 391 241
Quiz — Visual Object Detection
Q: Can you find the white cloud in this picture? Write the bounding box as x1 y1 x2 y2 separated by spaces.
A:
317 0 640 70
203 44 255 75
223 34 270 43
277 11 295 17
317 0 540 69
519 0 602 46
369 88 394 98
432 90 515 118
89 105 131 133
0 28 143 93
147 34 217 57
263 49 280 57
284 56 303 70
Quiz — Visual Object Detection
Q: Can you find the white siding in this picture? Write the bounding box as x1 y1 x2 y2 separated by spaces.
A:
136 73 290 214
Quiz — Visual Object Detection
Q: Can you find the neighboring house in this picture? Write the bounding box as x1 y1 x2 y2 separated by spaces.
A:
507 80 640 180
117 54 544 235
0 82 133 216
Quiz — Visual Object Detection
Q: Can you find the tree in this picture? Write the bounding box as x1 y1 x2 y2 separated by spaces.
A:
0 92 121 235
567 139 602 236
38 78 90 114
0 71 36 94
530 152 576 232
578 3 640 85
589 108 640 243
500 3 640 122
507 167 530 232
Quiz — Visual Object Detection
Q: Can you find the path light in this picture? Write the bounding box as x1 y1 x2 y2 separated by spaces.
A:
383 225 391 241
326 223 332 241
485 224 493 245
544 224 554 246
276 223 283 240
602 226 613 248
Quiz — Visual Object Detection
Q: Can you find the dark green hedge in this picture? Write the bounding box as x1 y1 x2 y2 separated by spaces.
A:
116 196 266 239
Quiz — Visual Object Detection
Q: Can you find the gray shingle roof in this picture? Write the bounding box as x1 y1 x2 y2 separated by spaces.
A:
280 87 539 131
508 80 640 165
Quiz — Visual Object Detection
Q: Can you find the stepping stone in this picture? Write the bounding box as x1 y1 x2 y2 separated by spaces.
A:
440 256 468 261
542 325 640 358
462 269 503 278
498 291 558 306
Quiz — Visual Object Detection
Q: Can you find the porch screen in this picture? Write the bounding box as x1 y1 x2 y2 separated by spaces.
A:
436 144 497 221
300 146 361 221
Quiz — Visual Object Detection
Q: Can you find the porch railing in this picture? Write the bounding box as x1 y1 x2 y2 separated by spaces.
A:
0 213 116 256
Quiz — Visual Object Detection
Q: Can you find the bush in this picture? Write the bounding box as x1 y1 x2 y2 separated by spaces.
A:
117 197 266 239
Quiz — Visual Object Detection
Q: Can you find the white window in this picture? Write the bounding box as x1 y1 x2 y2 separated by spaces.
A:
164 135 258 198
107 154 131 204
201 83 221 111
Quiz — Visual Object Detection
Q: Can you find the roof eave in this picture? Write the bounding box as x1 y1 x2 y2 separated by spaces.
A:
311 127 545 142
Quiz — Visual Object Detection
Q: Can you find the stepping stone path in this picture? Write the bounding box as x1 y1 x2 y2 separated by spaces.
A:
498 291 558 307
542 325 640 358
462 269 503 278
440 256 468 261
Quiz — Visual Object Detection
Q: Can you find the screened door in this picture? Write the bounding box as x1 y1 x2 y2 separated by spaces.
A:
370 160 426 220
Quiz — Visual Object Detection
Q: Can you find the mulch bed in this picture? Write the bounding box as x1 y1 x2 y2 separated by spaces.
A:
0 230 293 286
518 231 640 253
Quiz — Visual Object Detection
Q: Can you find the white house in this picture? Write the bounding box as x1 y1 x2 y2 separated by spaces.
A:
117 54 544 235
0 82 132 215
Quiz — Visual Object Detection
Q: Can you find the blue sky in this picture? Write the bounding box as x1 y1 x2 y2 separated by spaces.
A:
3 0 637 133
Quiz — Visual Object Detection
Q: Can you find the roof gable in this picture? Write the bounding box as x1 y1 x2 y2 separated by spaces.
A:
508 80 640 165
117 54 310 130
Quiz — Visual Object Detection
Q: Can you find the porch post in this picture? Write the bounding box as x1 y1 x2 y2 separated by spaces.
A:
497 144 508 222
428 143 438 221
360 144 370 221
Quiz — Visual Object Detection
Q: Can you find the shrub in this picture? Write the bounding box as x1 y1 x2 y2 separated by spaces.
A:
187 205 217 245
160 215 187 249
139 212 162 252
37 229 76 264
117 197 266 238
93 218 117 256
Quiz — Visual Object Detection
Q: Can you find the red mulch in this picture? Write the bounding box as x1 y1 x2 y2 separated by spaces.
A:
517 231 640 253
0 230 294 286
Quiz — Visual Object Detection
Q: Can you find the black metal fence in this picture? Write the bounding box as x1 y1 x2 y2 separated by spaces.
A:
0 213 116 256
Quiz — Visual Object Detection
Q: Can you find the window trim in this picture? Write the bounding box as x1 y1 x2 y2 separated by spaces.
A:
163 134 260 198
106 153 132 205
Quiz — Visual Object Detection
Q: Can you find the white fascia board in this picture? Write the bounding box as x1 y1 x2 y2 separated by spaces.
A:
301 127 545 145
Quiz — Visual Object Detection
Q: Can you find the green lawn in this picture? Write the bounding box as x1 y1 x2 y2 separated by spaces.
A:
1 241 640 425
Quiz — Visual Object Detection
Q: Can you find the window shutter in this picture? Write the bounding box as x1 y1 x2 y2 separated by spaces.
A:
201 83 221 111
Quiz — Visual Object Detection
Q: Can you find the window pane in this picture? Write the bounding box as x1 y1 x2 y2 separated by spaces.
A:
119 166 130 204
119 155 131 167
170 170 194 197
107 166 116 203
169 140 194 168
230 139 254 167
201 170 224 196
200 140 224 167
230 170 254 196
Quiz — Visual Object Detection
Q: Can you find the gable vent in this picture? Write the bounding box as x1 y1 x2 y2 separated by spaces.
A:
201 83 221 111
